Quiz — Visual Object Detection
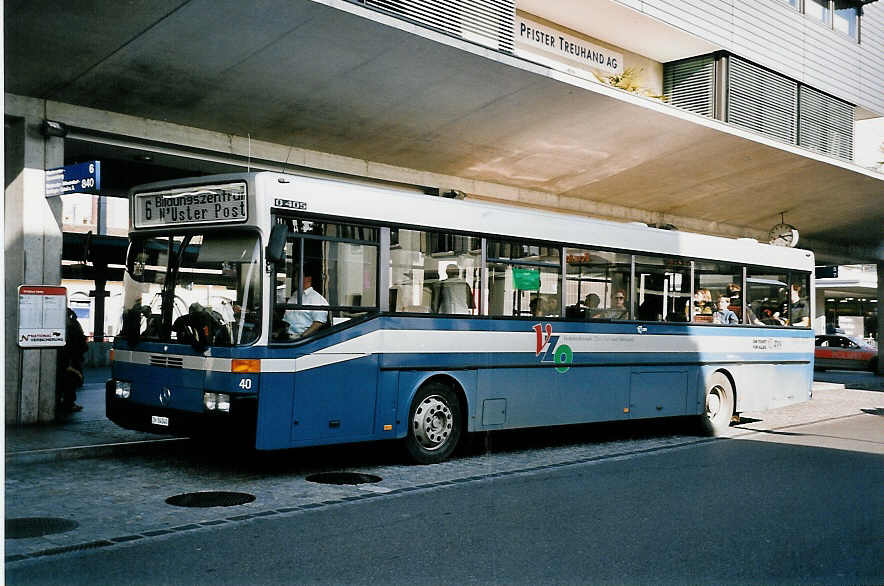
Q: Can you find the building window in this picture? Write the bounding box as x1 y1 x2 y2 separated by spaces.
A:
800 0 860 41
806 0 831 24
833 1 859 39
664 54 855 161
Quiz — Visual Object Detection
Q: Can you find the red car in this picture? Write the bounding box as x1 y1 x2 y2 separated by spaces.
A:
814 335 878 371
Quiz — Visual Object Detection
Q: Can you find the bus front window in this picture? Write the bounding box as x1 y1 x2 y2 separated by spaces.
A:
121 231 262 347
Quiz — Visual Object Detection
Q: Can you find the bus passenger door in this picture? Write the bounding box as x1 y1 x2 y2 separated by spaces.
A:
291 355 379 444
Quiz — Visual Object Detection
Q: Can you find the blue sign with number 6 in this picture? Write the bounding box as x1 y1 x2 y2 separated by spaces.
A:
45 160 101 197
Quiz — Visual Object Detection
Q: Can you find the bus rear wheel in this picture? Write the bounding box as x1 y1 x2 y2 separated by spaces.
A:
405 383 462 464
698 372 734 436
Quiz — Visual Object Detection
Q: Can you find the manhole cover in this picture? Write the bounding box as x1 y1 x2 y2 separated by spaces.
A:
165 491 256 508
306 472 382 485
6 517 79 539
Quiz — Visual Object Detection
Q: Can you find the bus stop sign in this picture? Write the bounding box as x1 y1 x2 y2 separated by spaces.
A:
45 161 101 197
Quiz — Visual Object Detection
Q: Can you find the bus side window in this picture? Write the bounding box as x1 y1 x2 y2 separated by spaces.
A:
390 229 480 315
746 270 789 326
634 255 691 323
564 248 631 321
693 261 742 324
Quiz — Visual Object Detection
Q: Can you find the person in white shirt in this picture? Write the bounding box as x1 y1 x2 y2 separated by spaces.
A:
284 270 329 338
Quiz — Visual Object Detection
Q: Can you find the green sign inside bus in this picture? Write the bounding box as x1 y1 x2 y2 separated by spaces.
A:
513 267 541 291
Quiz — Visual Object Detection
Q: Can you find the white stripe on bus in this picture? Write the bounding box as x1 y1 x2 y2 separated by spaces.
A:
113 330 812 374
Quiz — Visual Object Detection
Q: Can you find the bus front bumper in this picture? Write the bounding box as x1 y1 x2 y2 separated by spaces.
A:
105 379 257 438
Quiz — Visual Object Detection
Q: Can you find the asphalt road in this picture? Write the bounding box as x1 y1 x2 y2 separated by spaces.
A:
7 409 884 585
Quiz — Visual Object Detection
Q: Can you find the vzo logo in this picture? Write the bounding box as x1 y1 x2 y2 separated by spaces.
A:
533 323 573 374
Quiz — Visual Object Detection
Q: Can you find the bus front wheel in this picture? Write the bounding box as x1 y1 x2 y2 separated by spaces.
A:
405 382 462 464
698 372 734 436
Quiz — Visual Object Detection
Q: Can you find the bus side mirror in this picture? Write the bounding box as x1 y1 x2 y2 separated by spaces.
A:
267 224 287 264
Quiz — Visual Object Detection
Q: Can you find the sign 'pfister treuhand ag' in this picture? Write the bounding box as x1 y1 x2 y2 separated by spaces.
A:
514 14 623 77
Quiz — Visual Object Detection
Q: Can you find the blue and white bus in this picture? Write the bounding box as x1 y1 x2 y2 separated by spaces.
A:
107 172 814 463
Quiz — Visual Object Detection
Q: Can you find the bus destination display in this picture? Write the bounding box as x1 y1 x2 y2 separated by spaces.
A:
134 183 248 228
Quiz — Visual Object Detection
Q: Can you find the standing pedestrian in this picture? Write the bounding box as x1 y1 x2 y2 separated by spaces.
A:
57 308 88 414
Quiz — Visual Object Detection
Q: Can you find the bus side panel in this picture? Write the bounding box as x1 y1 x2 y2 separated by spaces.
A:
725 364 772 413
724 362 813 413
475 365 630 430
255 372 295 450
628 368 690 419
291 356 379 446
376 370 400 439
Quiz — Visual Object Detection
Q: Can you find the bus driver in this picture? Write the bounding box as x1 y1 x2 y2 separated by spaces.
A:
284 267 329 338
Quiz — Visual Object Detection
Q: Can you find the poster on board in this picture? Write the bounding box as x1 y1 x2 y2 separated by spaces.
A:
18 285 67 347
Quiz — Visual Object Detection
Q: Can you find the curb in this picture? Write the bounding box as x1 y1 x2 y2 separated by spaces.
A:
6 437 188 465
811 381 847 392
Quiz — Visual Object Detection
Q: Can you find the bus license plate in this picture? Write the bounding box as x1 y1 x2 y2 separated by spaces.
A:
151 415 169 427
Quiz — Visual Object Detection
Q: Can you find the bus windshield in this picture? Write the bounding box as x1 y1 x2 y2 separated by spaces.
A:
121 230 262 347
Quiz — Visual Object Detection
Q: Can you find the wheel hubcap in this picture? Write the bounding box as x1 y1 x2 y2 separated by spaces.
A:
412 395 453 451
706 387 722 419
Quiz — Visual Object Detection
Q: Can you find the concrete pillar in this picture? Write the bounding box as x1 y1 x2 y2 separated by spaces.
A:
878 262 883 375
4 110 64 424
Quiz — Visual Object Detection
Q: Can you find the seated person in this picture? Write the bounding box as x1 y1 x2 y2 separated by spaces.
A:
602 290 629 320
283 268 329 338
712 295 739 324
565 303 585 319
758 306 784 326
432 265 475 314
271 308 292 341
694 289 713 317
788 284 810 327
726 283 743 319
529 297 544 318
666 297 690 322
173 302 222 348
638 294 663 321
584 293 602 319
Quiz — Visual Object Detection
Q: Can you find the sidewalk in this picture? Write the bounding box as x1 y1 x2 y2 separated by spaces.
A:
5 368 883 464
5 367 186 464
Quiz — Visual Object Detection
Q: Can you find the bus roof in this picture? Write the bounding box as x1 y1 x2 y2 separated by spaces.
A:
131 171 814 272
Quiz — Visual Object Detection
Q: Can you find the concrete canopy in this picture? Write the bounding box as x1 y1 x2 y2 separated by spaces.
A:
5 0 883 259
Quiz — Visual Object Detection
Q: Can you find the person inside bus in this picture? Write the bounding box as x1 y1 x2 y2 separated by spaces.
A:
584 293 602 319
726 282 742 318
713 295 739 324
432 265 474 314
173 302 223 347
529 296 544 318
638 295 664 321
600 290 628 319
637 274 664 321
694 288 713 316
666 296 690 322
788 284 810 327
284 267 329 338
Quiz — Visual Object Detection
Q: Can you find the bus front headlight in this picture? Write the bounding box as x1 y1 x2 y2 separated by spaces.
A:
115 381 131 399
203 392 230 412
